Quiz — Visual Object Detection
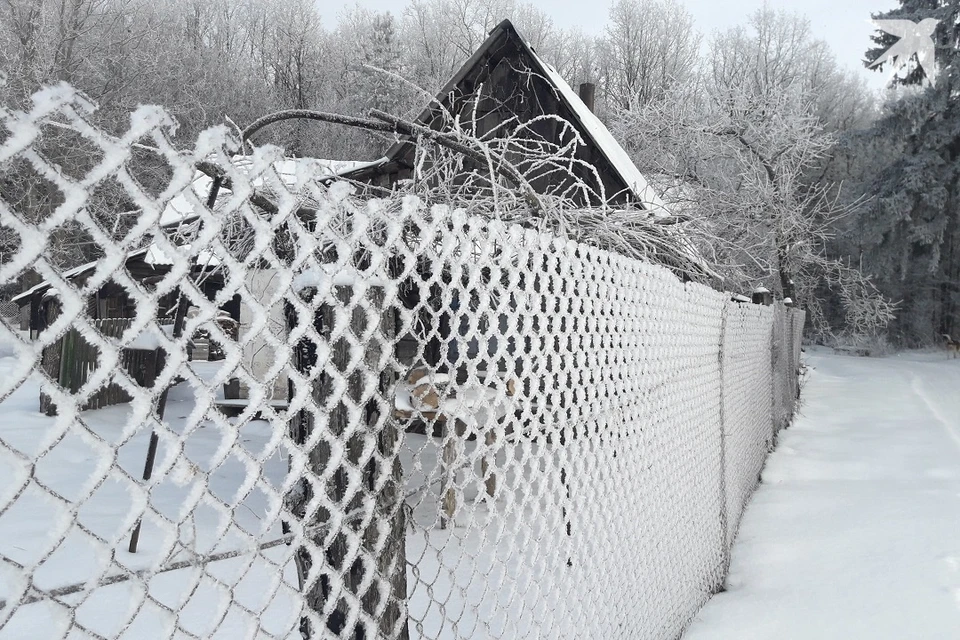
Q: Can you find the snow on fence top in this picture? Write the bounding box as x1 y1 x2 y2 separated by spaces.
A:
0 85 805 639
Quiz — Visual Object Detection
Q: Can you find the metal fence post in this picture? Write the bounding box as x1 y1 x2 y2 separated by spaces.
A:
128 293 187 553
716 299 730 581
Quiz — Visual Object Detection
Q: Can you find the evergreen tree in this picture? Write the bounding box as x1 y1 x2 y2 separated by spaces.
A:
859 0 960 344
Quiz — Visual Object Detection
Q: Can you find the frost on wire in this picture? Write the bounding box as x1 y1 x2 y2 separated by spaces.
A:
0 85 805 639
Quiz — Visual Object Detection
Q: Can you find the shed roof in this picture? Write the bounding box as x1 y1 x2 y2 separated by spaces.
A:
160 157 383 228
12 248 155 305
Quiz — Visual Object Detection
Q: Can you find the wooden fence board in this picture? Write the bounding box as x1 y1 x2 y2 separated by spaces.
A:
39 317 161 414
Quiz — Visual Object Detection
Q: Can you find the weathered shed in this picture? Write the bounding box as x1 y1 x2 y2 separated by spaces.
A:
13 249 180 338
341 19 665 211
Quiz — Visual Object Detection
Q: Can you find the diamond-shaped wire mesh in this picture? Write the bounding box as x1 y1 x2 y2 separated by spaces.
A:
721 303 773 546
0 86 806 639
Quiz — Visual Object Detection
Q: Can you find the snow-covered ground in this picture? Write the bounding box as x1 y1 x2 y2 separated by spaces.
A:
685 347 960 639
0 334 564 639
0 354 303 638
14 337 959 639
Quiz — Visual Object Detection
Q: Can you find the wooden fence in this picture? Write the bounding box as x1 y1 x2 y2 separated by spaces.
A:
40 317 166 415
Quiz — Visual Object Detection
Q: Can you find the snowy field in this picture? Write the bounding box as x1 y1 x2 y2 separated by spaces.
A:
0 334 566 639
685 347 960 639
0 347 303 638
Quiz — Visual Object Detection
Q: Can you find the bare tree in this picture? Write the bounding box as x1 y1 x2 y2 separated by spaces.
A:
615 80 893 339
599 0 700 111
612 8 889 339
709 8 875 134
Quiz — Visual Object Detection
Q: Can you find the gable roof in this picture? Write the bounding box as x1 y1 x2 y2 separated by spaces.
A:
529 54 665 211
344 19 665 212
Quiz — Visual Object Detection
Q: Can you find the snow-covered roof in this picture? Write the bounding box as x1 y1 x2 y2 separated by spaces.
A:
143 244 221 268
10 244 225 305
368 20 665 212
15 156 381 305
525 49 666 213
160 156 386 227
12 250 153 304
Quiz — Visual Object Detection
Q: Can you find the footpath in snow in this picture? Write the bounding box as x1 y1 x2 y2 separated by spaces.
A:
685 348 960 639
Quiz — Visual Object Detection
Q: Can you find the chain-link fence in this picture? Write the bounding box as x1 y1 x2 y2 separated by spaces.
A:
0 86 805 639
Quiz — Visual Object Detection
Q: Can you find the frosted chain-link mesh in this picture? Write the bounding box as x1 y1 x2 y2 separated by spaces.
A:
0 87 805 639
721 304 771 546
771 302 806 437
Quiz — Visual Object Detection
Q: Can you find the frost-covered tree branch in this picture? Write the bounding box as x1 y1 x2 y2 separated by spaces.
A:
612 9 893 340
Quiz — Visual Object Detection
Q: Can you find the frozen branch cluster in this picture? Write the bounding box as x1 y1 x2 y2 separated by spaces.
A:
611 8 894 341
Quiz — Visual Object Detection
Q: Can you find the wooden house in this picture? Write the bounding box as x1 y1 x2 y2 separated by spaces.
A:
340 19 665 211
12 241 243 411
335 19 672 376
14 248 182 338
12 157 369 411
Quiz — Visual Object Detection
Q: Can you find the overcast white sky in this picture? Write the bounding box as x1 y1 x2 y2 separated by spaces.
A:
316 0 900 92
